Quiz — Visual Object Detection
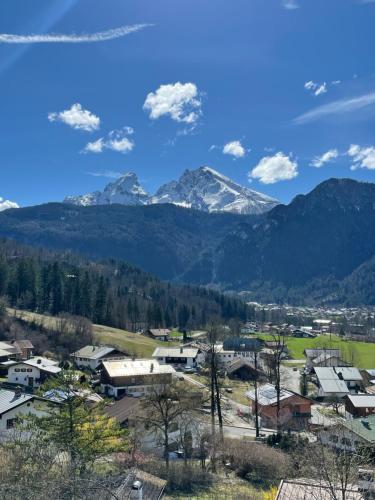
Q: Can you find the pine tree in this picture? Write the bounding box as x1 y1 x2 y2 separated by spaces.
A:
51 262 63 315
94 276 107 324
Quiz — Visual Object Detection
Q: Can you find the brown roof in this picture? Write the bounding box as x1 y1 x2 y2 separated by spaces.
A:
148 329 171 337
226 358 263 375
105 396 142 424
12 340 34 349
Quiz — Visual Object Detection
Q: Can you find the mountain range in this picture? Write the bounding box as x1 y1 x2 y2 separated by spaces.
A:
2 177 375 305
64 166 279 215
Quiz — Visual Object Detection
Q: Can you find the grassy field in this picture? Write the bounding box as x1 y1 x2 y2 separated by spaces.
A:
8 308 178 358
256 333 375 368
190 372 252 405
169 478 266 499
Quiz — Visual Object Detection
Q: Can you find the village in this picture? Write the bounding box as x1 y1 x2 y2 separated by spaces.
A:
0 312 375 499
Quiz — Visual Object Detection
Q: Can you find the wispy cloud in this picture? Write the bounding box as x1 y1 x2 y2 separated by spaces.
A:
310 149 339 168
282 0 299 9
84 127 135 154
48 103 100 132
87 170 123 179
0 23 152 44
293 92 375 125
304 80 328 97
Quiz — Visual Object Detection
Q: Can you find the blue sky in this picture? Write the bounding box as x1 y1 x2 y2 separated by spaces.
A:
1 0 375 208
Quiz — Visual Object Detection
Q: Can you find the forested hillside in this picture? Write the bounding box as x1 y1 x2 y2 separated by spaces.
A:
0 239 251 331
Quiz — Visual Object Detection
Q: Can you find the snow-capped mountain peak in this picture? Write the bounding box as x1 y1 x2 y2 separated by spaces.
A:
64 166 279 215
64 172 149 207
151 166 279 214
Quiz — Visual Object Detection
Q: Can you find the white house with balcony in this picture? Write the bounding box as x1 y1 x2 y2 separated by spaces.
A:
7 357 61 389
152 346 204 368
70 345 127 371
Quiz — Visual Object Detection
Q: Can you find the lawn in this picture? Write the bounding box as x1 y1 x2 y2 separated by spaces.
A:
8 308 178 358
169 478 266 499
190 372 252 405
256 333 375 368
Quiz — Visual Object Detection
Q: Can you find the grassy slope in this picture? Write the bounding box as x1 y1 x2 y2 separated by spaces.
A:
8 308 176 358
257 333 375 369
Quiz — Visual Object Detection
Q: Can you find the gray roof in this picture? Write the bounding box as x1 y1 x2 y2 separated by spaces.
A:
312 353 341 364
102 359 175 378
0 388 34 416
246 383 295 406
315 366 363 382
99 469 167 500
347 394 375 408
342 414 375 444
319 378 349 394
276 478 364 500
12 357 61 374
71 345 118 360
152 347 198 359
305 348 340 358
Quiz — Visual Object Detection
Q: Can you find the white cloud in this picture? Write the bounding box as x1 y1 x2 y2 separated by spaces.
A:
304 80 327 96
0 197 19 211
84 138 104 153
87 170 122 179
293 92 375 125
84 127 134 154
48 103 100 132
223 140 246 158
282 0 299 9
331 80 341 85
143 82 202 125
0 24 152 44
249 152 298 184
310 148 339 168
347 144 375 170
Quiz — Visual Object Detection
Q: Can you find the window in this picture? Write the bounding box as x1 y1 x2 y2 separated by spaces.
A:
15 368 20 372
329 434 339 443
21 368 26 372
6 418 15 429
27 369 32 372
341 437 351 446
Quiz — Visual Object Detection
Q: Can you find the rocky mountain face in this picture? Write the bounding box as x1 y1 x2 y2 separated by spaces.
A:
64 166 279 215
64 172 149 207
150 166 279 214
3 178 375 305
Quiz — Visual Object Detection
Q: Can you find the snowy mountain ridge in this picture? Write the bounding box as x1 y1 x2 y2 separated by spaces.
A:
64 166 280 215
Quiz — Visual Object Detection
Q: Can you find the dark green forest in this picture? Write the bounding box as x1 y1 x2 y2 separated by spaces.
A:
0 239 251 331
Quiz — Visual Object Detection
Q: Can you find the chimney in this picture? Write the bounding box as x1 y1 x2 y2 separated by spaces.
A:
180 347 183 354
132 480 143 500
37 358 42 364
150 363 154 373
14 386 22 399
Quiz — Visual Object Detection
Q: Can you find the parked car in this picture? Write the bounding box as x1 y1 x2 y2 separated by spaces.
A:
183 367 196 374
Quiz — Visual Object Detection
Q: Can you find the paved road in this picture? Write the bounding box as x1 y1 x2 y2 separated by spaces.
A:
281 365 301 394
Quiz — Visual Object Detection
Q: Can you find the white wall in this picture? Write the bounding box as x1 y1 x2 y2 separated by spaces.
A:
0 399 52 432
72 357 101 371
7 364 41 388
